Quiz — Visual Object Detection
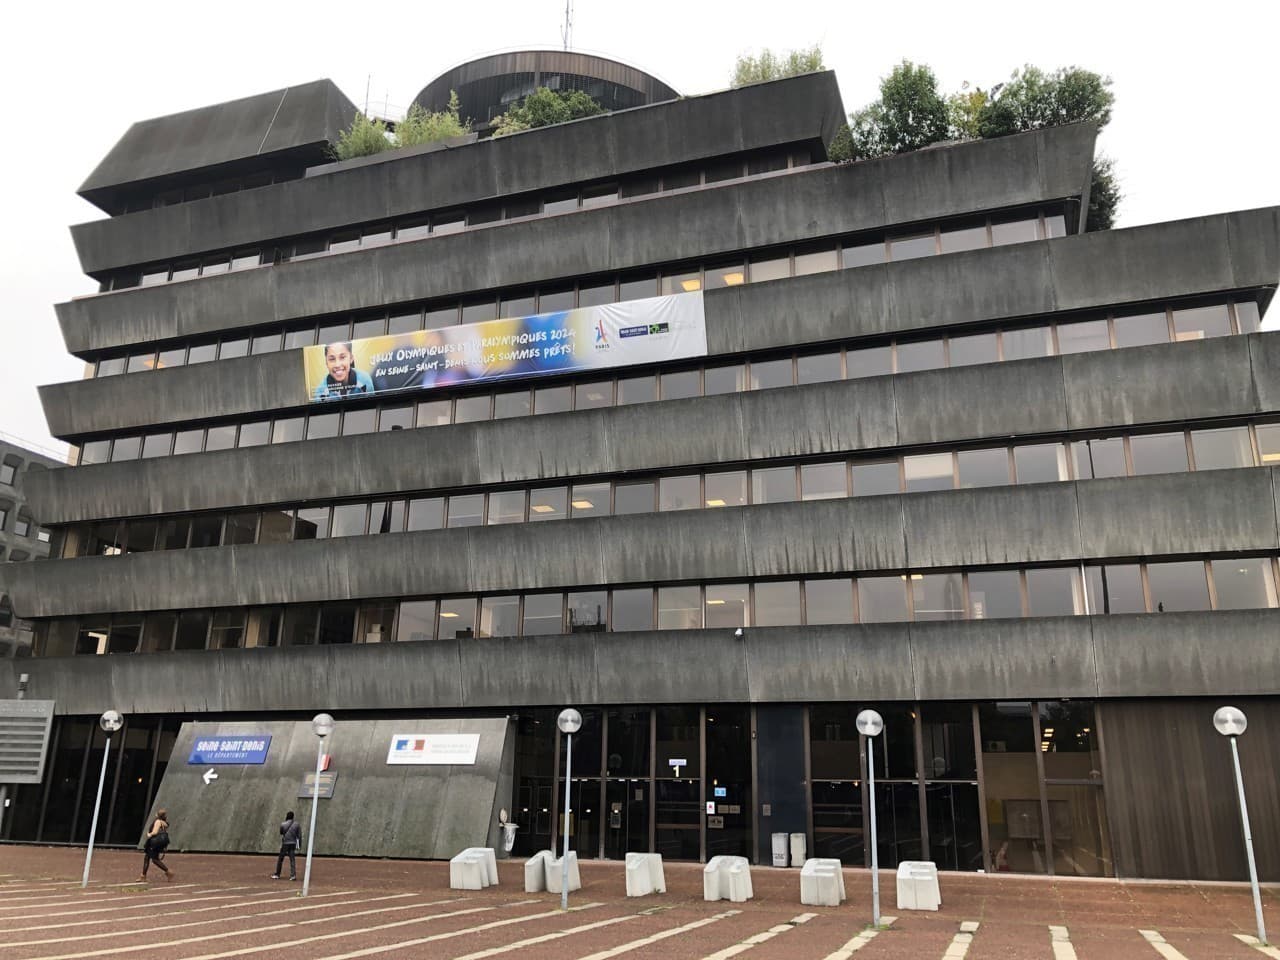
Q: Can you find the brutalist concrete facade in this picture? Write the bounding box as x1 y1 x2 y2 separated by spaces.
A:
0 439 62 658
2 63 1278 880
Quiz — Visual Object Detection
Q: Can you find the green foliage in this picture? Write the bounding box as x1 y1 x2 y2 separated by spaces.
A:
333 113 392 160
847 61 950 161
946 87 988 140
826 122 853 163
1087 155 1121 231
976 65 1113 138
493 87 606 137
731 45 825 87
396 90 468 148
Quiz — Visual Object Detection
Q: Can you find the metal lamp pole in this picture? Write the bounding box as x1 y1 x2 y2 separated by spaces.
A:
302 713 335 897
556 708 583 911
83 710 124 887
856 709 884 928
1213 706 1267 945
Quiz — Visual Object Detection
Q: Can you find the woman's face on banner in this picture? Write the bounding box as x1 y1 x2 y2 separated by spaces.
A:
324 344 353 382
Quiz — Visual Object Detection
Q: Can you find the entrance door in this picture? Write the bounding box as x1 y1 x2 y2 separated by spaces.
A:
604 778 649 859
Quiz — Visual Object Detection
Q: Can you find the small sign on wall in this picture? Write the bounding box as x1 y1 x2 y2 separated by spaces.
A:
188 736 272 765
386 733 480 765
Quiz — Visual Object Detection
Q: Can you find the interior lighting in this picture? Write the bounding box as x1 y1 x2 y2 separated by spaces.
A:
899 574 924 581
1263 453 1280 463
571 500 594 509
531 504 556 513
722 272 745 286
680 279 702 292
705 498 727 507
706 599 726 605
440 611 459 618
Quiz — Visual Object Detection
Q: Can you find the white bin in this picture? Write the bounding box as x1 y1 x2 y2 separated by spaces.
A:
789 832 807 867
771 832 789 867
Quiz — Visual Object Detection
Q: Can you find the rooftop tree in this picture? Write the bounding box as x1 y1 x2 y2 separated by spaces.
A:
492 88 605 137
730 45 825 87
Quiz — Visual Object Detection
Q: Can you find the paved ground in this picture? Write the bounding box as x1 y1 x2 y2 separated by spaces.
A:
0 846 1275 959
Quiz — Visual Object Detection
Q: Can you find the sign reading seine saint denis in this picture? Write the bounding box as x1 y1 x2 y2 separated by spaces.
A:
386 733 481 766
187 735 272 765
303 292 707 402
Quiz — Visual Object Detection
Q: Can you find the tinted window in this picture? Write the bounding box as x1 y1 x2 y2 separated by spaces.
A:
1147 561 1209 612
957 449 1010 488
805 578 854 624
847 346 892 379
704 471 747 508
1025 568 1080 616
1002 326 1053 361
1113 312 1168 348
967 570 1022 618
1191 427 1253 470
1057 319 1110 354
852 461 900 496
859 577 909 622
949 333 998 367
896 340 945 373
612 588 654 631
751 467 796 503
1129 433 1188 475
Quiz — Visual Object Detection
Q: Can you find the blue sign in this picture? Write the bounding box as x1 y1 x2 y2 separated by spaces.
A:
188 735 272 765
714 786 727 798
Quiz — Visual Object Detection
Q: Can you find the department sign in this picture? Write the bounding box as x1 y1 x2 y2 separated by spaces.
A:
386 733 480 766
187 735 272 765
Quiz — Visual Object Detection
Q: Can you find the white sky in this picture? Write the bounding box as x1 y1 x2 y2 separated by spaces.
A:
1 0 1277 456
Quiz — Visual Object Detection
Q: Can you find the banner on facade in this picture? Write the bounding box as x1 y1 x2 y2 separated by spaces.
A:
187 735 272 765
386 733 480 766
303 292 707 402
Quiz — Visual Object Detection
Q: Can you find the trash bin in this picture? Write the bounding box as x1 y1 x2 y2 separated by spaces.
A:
501 822 519 853
771 832 789 867
789 832 806 867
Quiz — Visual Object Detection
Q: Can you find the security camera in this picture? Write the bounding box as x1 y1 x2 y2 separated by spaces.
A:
733 628 744 640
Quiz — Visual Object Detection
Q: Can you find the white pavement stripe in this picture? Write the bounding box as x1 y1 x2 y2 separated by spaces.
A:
821 916 897 959
943 921 980 959
1050 925 1078 960
4 894 424 947
576 910 739 960
10 888 258 920
452 914 637 960
18 902 492 960
701 913 812 960
1139 930 1192 960
3 890 355 933
1236 934 1280 959
0 885 201 907
310 903 604 960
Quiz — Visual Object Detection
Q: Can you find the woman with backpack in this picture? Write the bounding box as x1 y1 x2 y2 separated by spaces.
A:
138 808 174 882
272 811 302 880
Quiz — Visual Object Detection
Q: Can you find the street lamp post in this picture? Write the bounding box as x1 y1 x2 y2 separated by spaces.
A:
83 710 124 888
556 708 583 911
856 709 884 928
301 713 335 898
1213 706 1267 945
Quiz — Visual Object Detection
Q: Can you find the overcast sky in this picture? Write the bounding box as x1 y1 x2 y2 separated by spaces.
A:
2 0 1277 456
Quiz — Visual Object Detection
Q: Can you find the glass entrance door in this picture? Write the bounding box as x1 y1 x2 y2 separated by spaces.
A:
604 778 649 859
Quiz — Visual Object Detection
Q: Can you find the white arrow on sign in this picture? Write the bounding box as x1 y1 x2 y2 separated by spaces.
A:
202 768 218 785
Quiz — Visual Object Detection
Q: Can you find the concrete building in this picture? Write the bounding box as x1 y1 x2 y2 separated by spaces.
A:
0 437 62 658
2 60 1278 882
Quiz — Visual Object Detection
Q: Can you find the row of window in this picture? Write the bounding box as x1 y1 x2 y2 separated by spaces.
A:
0 503 49 549
37 555 1280 657
89 205 1068 376
99 148 814 292
62 422 1280 559
76 298 1255 465
116 167 306 215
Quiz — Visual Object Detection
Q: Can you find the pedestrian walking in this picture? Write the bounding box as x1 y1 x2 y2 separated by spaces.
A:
138 808 174 882
272 810 303 880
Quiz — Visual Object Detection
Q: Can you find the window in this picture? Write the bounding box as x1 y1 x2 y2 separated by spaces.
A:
294 506 329 540
793 248 838 276
378 406 414 431
801 462 846 500
574 381 613 409
110 436 140 461
283 606 319 646
395 600 437 642
218 338 249 360
1113 312 1168 348
705 583 749 628
446 494 484 527
96 357 125 377
174 611 211 651
141 433 172 458
660 369 700 400
571 482 609 517
479 596 520 638
1147 561 1210 612
189 515 223 548
431 213 465 236
989 216 1039 246
357 603 396 643
614 482 654 515
529 487 567 521
617 376 657 405
271 418 303 445
1236 301 1262 334
487 490 525 525
223 512 257 545
751 466 796 504
251 332 282 355
888 232 936 261
341 408 376 436
754 580 801 626
187 342 217 365
14 515 31 538
522 594 564 635
306 413 340 440
847 346 893 379
805 578 853 624
958 449 1010 488
797 352 841 384
1172 305 1231 341
330 503 368 538
912 573 964 620
204 425 236 451
1085 564 1146 614
704 263 746 289
949 333 998 367
1013 444 1068 484
852 461 900 496
658 586 702 629
749 255 790 283
1072 438 1125 479
703 364 744 395
1129 433 1187 475
438 597 476 638
842 240 884 268
896 340 945 373
80 440 110 465
1057 319 1110 354
611 588 653 631
904 453 953 493
704 471 747 508
417 400 451 427
534 385 572 414
1001 326 1053 361
210 611 246 649
1025 567 1081 616
0 506 7 530
659 475 700 511
939 222 988 253
1191 427 1253 470
1211 559 1277 609
858 577 909 622
0 462 16 485
567 591 607 632
967 570 1022 619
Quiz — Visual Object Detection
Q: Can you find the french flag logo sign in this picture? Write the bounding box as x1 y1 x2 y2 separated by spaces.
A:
385 732 481 765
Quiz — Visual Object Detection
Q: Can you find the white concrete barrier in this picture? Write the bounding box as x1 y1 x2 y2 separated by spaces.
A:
895 860 941 911
625 852 667 896
544 850 582 894
799 857 846 907
703 855 753 903
450 847 498 890
524 849 552 893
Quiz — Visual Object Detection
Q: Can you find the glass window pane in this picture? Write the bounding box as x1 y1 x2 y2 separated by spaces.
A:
751 466 796 503
238 421 270 447
1129 433 1187 475
658 585 702 629
801 462 846 500
921 702 978 781
567 591 606 632
1191 427 1253 470
1113 312 1168 348
189 515 223 548
704 263 746 289
659 475 700 511
913 573 965 621
1057 319 1110 354
703 364 744 395
534 385 572 414
794 248 838 276
1044 213 1068 238
522 594 564 635
1072 438 1125 479
704 471 747 508
500 294 536 319
295 506 329 540
1085 564 1146 614
852 460 900 496
990 217 1039 246
904 453 953 492
612 588 653 631
754 580 801 626
949 333 998 367
574 380 613 409
126 352 156 374
896 340 945 373
406 497 443 531
96 357 125 377
447 494 484 527
223 512 257 545
140 433 172 459
957 449 1010 488
110 436 140 461
579 281 617 306
251 332 282 355
271 417 304 444
797 352 841 384
282 606 319 647
330 503 367 538
395 600 437 642
858 577 909 622
158 518 190 551
479 596 520 638
749 358 793 390
661 369 700 400
387 311 422 334
378 405 414 431
842 241 884 268
1026 567 1082 616
258 510 293 544
749 255 790 283
1211 558 1277 610
140 613 176 653
705 583 749 628
218 338 248 359
614 481 655 515
356 602 396 643
439 598 476 639
889 232 936 261
847 346 892 379
571 482 609 518
342 408 376 436
805 578 854 624
939 223 989 253
187 343 216 364
967 570 1022 619
1002 326 1053 361
203 425 235 451
306 413 340 440
487 490 525 525
529 487 567 521
175 612 210 651
538 288 575 312
978 702 1045 873
156 348 185 369
417 399 451 426
424 306 458 330
1257 424 1280 464
660 271 701 296
617 375 657 405
461 300 497 325
1172 304 1231 341
1013 443 1069 484
209 610 246 649
1147 561 1209 612
370 499 405 534
1235 301 1261 334
454 395 491 423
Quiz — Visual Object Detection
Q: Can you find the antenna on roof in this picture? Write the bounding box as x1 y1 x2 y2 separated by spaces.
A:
561 0 573 50
364 75 371 115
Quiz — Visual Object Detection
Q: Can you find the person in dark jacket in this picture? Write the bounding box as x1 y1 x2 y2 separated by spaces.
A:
272 811 303 880
137 808 174 882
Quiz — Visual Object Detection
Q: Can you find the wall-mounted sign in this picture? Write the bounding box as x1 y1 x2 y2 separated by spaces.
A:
303 292 707 402
714 786 727 798
705 801 716 814
386 733 480 766
298 771 338 799
187 735 272 765
708 815 725 829
667 758 688 768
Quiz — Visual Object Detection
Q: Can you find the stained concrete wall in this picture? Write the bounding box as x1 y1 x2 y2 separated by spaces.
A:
55 124 1102 356
147 717 513 858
